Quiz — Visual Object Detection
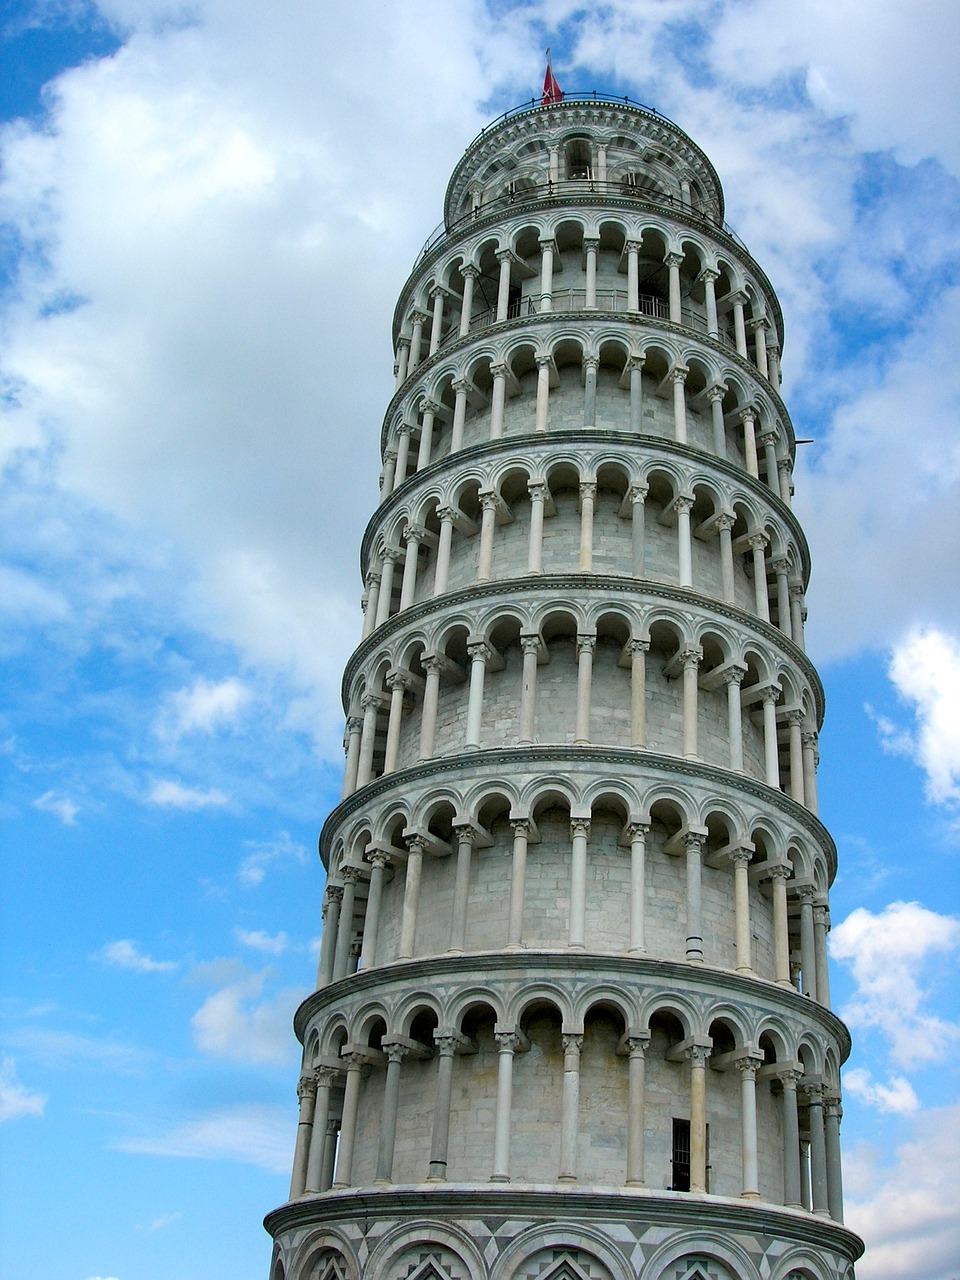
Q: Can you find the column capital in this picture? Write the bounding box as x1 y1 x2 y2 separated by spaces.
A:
419 396 441 416
495 1030 524 1053
680 645 703 669
582 235 600 250
579 480 597 500
576 633 597 657
731 847 753 868
777 1066 803 1087
405 834 428 857
433 1030 462 1057
685 1043 711 1067
360 691 382 712
520 634 541 656
790 582 806 600
722 662 748 687
625 1034 649 1058
800 1080 825 1106
669 364 689 385
489 361 509 380
624 237 642 253
451 376 472 395
479 490 499 513
345 714 363 733
740 405 758 425
758 428 779 447
570 818 591 841
796 882 818 905
314 1065 341 1089
663 251 684 269
402 523 426 546
460 263 480 281
771 556 791 575
735 1056 760 1081
380 545 402 564
626 353 646 372
527 480 548 502
510 817 532 837
705 381 727 404
368 850 392 871
340 865 362 886
759 685 780 708
437 504 457 523
682 829 705 855
697 267 719 284
747 530 769 551
715 510 736 532
386 669 414 692
628 482 649 504
381 1041 411 1065
801 729 819 749
535 353 554 369
364 567 381 588
562 1033 584 1055
628 637 650 656
824 1094 843 1119
467 639 492 665
421 653 445 675
408 308 430 325
324 883 344 908
396 335 411 352
786 708 805 728
452 820 476 847
778 457 794 476
768 862 792 883
747 314 769 333
674 494 695 515
538 235 557 251
583 354 599 372
297 1073 318 1102
626 821 650 842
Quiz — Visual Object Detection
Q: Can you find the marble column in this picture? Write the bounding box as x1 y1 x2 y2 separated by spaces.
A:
459 266 477 336
630 638 649 748
489 363 507 440
534 355 552 432
332 868 359 982
428 1031 460 1179
518 635 540 744
527 481 546 573
779 1068 803 1207
725 663 746 771
578 481 596 571
630 484 647 576
688 1044 710 1192
733 849 754 973
316 884 342 988
418 655 442 759
304 1066 339 1193
491 1031 522 1181
332 1052 367 1188
805 1082 830 1216
681 646 702 759
477 491 498 580
359 852 390 970
507 819 530 948
341 716 363 798
568 819 591 949
398 835 426 959
558 1033 583 1181
627 822 649 953
376 1043 409 1183
825 1094 844 1222
625 1035 648 1185
684 831 705 962
574 634 595 744
433 506 455 595
738 1057 761 1198
465 640 490 748
671 367 689 444
770 864 792 987
289 1074 317 1199
665 251 683 323
449 824 474 953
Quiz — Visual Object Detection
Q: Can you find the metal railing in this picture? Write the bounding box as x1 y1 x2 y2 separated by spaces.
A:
418 177 747 264
436 291 737 351
463 90 676 147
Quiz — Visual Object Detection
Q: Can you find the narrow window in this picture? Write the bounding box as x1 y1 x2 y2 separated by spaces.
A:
671 1117 690 1190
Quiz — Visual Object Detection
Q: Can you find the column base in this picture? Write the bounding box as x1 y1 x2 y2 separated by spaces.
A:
557 1174 577 1184
740 1190 761 1200
489 1174 510 1183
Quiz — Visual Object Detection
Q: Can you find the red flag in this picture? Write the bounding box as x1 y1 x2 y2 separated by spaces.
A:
542 50 563 105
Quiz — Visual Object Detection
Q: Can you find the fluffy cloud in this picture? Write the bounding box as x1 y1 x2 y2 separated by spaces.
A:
156 676 251 740
236 830 306 888
234 928 289 955
843 1067 919 1117
830 901 960 1068
845 1104 960 1280
0 1056 46 1122
882 627 960 811
147 779 228 809
99 939 176 973
32 789 79 824
115 1102 292 1174
190 968 305 1065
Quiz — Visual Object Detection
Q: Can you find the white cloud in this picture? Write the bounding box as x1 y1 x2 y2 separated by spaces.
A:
843 1067 919 1116
157 676 251 740
234 928 289 955
830 901 960 1068
237 830 306 888
190 969 305 1065
115 1103 292 1174
32 789 79 824
147 779 228 809
0 1056 46 1122
100 939 176 973
845 1104 960 1280
884 627 960 810
8 1026 147 1075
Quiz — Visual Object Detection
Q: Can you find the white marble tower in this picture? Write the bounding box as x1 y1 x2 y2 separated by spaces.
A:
265 92 863 1280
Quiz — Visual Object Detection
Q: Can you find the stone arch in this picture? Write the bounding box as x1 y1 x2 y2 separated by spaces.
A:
366 1220 484 1280
490 1223 630 1280
645 1233 762 1280
293 1234 360 1280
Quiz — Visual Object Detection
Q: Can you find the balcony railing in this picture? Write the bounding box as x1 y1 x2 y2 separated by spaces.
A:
419 177 748 264
437 290 736 351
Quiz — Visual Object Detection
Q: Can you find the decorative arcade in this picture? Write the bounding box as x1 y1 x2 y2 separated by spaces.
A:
265 91 863 1280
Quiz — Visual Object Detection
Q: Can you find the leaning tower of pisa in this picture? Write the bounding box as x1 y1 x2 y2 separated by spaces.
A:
265 93 864 1280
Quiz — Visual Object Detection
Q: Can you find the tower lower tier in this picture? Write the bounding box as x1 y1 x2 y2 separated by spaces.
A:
265 1185 862 1280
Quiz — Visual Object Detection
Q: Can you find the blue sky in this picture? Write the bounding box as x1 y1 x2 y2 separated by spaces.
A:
1 3 958 1279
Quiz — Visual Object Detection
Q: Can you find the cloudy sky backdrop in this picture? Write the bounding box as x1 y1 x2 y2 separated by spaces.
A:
1 3 958 1279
